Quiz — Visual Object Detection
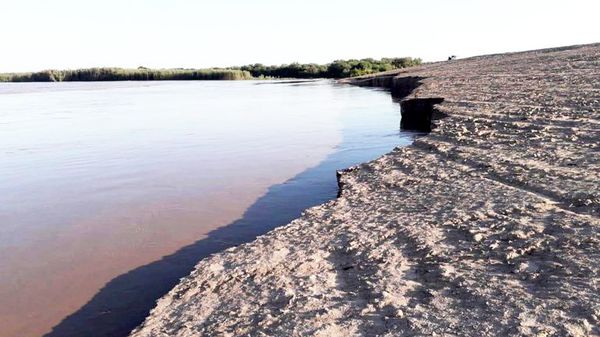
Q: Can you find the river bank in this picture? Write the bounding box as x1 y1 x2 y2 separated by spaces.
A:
131 44 599 336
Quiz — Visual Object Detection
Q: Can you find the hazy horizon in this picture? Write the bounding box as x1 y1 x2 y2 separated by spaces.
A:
1 0 599 73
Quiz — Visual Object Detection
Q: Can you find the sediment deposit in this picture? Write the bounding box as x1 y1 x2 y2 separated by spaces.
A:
131 44 600 336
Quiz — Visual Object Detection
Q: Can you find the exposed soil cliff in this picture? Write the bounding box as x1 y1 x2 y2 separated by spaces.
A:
130 44 600 337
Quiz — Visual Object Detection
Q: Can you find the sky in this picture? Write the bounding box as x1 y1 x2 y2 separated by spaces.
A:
0 0 598 72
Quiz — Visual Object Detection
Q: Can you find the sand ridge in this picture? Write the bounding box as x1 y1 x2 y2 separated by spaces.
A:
130 44 600 336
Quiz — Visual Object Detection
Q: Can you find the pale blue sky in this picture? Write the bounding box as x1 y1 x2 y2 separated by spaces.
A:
0 0 598 72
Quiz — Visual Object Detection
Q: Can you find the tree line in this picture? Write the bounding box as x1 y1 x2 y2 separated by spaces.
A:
0 57 421 82
238 57 421 79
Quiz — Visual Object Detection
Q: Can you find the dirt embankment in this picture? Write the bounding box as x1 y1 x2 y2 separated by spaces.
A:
130 44 600 337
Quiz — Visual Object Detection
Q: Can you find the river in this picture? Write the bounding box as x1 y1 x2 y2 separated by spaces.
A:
0 80 415 337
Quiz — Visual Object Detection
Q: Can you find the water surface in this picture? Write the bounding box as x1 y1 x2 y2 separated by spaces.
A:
0 80 413 337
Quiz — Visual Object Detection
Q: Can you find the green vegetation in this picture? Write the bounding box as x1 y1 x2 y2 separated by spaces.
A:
239 57 422 79
0 57 421 82
0 68 253 82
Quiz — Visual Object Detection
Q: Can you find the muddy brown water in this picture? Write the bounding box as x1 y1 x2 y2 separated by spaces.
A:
0 80 416 337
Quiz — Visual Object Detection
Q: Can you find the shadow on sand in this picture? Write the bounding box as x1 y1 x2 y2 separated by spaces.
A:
43 142 410 337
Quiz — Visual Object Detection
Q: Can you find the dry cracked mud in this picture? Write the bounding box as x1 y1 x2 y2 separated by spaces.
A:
130 44 600 337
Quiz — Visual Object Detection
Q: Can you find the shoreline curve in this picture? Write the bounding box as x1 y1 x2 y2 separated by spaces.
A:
131 43 600 337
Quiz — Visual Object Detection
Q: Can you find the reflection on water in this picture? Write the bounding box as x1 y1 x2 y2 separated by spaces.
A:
0 80 413 337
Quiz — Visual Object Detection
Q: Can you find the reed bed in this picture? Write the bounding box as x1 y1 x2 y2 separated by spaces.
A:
0 68 252 82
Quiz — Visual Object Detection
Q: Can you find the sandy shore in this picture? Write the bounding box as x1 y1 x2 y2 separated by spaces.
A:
130 44 600 336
